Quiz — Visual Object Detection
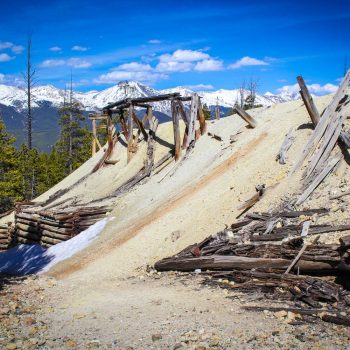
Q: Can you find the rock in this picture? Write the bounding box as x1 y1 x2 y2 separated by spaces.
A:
23 317 36 326
173 343 186 349
274 310 287 318
171 230 181 242
0 307 10 315
6 343 17 350
152 334 162 342
87 340 101 348
65 339 78 348
208 337 220 347
28 327 38 336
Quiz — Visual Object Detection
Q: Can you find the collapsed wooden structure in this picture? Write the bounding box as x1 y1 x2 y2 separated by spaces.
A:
155 71 350 326
10 204 111 248
90 92 209 165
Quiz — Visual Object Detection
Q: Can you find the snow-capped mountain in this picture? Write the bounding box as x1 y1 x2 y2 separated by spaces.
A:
0 80 299 116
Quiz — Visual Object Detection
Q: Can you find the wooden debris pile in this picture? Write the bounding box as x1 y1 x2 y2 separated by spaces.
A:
11 206 110 248
291 70 350 205
155 209 350 325
0 223 11 251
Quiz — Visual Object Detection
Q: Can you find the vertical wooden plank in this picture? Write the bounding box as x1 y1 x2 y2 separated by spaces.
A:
297 75 320 125
171 101 181 161
187 93 198 148
197 99 207 135
107 111 113 153
215 98 220 120
127 105 134 163
132 110 148 141
92 118 96 156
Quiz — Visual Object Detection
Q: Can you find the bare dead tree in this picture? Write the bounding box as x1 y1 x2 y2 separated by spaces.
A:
246 77 259 110
23 34 36 150
239 80 246 109
68 71 73 174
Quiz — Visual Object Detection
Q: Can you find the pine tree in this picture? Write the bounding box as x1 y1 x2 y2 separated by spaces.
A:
0 118 22 212
57 100 91 175
202 103 211 120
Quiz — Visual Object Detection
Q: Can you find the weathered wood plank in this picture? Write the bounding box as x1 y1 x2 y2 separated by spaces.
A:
276 127 295 165
233 105 257 128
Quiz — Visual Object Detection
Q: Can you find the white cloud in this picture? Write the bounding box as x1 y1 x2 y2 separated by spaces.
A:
49 46 62 52
277 83 338 96
229 56 269 69
67 58 91 68
71 45 89 51
148 39 161 44
0 42 13 50
41 59 66 67
117 62 152 72
194 59 223 71
94 71 167 84
156 61 194 72
159 49 210 63
0 41 24 54
0 53 15 62
185 84 214 91
0 73 5 82
12 45 24 54
40 58 91 69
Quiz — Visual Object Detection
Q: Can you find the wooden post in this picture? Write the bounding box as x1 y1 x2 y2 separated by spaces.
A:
92 118 97 156
171 101 181 161
197 99 207 135
187 94 198 148
107 111 113 152
297 76 320 125
215 98 220 120
127 105 134 163
233 105 257 128
132 110 148 141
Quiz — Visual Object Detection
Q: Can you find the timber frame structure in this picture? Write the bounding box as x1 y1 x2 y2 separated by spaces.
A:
89 92 208 165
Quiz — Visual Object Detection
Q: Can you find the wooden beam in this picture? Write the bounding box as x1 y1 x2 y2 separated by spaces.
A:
291 69 350 174
91 119 96 156
171 101 181 161
233 105 257 128
187 93 198 148
197 99 207 135
132 110 148 141
127 105 134 163
297 75 320 125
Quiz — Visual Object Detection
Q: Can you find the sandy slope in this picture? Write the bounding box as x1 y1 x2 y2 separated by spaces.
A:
3 93 350 349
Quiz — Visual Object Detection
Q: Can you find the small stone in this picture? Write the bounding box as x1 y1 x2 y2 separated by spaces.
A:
152 334 162 342
173 343 186 349
6 343 17 350
0 307 10 315
274 310 287 318
28 327 38 336
208 337 220 347
65 340 78 348
23 317 36 326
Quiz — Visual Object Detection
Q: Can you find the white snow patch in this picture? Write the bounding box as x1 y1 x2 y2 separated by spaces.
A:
0 218 111 275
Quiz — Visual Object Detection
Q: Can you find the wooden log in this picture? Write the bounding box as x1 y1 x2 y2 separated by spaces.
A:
12 236 39 245
297 75 320 125
284 243 308 274
15 229 40 241
92 118 97 156
41 236 65 245
155 255 339 273
233 106 257 128
171 100 182 161
321 314 350 326
276 128 295 165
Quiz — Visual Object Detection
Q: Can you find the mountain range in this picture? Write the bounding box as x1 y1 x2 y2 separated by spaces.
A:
0 81 300 151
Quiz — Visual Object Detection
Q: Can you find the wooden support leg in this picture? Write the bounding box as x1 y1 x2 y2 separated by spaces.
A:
297 76 320 125
234 105 257 128
197 99 207 135
120 115 129 140
92 119 96 156
127 105 134 163
171 101 181 161
187 94 198 148
132 110 148 141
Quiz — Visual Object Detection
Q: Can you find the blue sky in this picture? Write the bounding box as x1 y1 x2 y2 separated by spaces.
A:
0 0 349 94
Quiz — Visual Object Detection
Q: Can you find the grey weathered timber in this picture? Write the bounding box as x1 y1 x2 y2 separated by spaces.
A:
127 105 134 163
171 100 181 161
276 128 295 165
297 75 320 125
233 105 257 128
187 93 199 148
296 155 341 205
306 113 344 179
291 69 350 174
132 110 148 141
